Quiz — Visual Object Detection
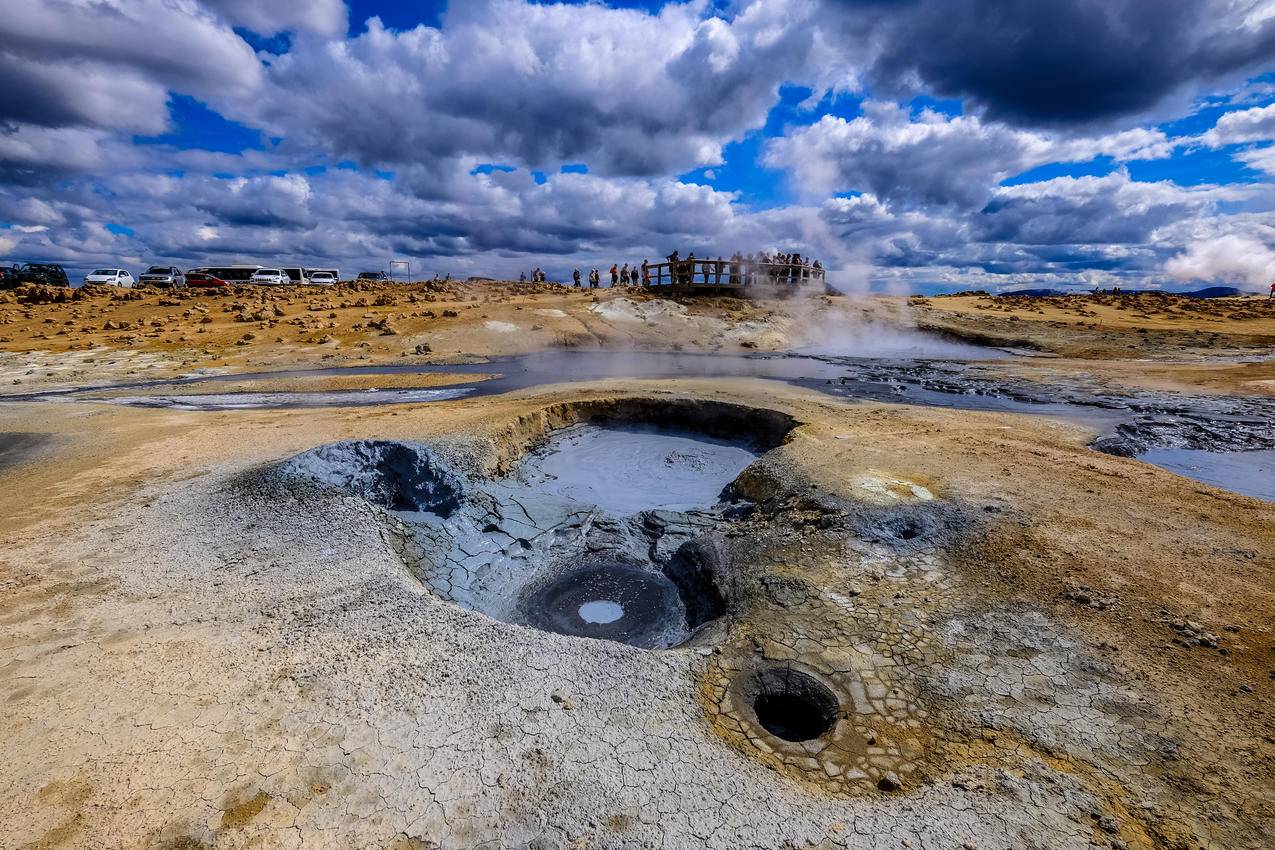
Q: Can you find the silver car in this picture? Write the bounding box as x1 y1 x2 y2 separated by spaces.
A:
138 266 185 288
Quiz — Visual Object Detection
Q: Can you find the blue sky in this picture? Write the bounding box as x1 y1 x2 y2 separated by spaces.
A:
2 0 1274 292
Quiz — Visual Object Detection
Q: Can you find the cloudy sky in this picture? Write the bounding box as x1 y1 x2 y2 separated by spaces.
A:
2 0 1274 292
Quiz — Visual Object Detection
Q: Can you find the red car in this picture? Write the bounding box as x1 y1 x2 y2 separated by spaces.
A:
185 272 230 287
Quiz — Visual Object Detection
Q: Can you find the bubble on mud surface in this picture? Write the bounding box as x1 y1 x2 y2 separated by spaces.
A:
578 600 624 624
750 668 841 743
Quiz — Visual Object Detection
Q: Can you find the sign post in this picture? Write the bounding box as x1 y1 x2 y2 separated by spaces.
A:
389 260 411 284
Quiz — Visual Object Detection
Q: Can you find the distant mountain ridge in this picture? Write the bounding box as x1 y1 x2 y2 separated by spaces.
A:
995 286 1243 299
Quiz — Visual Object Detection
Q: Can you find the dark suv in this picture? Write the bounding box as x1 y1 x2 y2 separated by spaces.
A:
13 263 70 287
356 271 390 282
0 266 18 288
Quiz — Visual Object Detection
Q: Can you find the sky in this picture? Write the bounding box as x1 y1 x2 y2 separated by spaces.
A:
2 0 1275 293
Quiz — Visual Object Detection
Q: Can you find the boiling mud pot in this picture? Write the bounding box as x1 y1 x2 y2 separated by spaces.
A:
276 420 767 649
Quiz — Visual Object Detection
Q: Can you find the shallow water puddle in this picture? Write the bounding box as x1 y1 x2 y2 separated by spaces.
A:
510 424 760 514
1137 447 1275 501
102 386 474 410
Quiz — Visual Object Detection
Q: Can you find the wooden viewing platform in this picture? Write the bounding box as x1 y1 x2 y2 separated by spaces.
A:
641 259 828 295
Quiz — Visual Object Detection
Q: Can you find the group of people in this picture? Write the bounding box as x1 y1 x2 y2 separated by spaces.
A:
524 250 825 289
572 263 647 288
662 250 824 287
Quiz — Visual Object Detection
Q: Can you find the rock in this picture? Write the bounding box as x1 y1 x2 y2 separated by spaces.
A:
877 772 901 792
413 343 432 355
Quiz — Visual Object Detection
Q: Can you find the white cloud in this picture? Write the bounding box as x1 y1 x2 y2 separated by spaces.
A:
218 0 824 177
201 0 347 35
0 0 260 134
763 102 1172 209
1165 232 1275 290
1201 102 1275 146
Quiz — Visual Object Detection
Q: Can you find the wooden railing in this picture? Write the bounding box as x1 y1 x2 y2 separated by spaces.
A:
638 259 826 289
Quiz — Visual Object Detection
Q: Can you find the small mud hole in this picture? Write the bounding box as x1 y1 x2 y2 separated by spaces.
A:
520 564 687 648
750 668 840 742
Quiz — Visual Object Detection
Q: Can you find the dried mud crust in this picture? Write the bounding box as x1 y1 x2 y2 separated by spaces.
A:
0 383 1272 850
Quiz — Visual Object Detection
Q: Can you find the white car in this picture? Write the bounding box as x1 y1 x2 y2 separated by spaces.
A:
249 268 290 286
307 271 336 286
83 268 134 287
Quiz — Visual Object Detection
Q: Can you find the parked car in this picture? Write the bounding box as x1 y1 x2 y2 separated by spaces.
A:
83 268 134 287
357 270 389 282
138 266 185 288
0 265 18 288
185 271 230 288
249 268 290 286
13 263 70 287
307 271 336 286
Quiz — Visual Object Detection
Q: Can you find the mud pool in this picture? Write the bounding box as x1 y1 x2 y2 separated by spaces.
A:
511 423 760 514
1136 447 1275 501
8 347 1275 501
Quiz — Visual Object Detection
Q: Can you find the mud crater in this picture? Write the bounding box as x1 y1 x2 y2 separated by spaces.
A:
277 398 798 651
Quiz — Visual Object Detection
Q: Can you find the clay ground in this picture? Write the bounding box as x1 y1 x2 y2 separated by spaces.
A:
0 281 1272 849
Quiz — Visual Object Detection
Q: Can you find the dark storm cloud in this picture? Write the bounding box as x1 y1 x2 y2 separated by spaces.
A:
829 0 1275 125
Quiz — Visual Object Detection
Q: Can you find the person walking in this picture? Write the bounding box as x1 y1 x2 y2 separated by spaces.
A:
620 263 630 286
642 259 650 286
573 268 581 288
1269 280 1275 299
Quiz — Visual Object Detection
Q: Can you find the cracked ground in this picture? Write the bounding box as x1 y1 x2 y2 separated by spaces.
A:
0 377 1272 850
